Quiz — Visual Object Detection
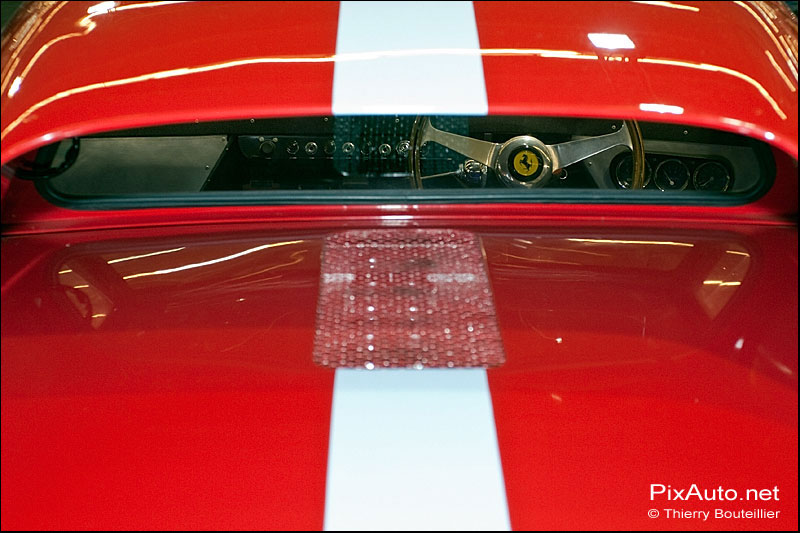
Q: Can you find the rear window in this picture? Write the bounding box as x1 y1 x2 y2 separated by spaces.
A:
7 115 774 208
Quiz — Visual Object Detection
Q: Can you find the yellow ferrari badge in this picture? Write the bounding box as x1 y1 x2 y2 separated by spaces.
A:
512 150 539 177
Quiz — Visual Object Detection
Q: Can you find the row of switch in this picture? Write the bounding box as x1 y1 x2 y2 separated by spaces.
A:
258 138 412 157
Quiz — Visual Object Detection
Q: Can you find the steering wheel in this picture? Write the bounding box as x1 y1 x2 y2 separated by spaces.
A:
409 117 645 190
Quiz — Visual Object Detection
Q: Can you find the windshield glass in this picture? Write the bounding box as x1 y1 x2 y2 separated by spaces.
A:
8 115 774 207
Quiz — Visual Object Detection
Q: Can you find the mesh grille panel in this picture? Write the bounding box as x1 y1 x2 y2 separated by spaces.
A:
313 229 505 369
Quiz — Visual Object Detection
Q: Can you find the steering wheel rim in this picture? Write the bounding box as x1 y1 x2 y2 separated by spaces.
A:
624 119 646 190
410 117 646 190
409 116 425 189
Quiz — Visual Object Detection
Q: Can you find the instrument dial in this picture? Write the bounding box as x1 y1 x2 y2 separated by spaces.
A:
654 159 690 191
692 161 731 192
613 154 652 189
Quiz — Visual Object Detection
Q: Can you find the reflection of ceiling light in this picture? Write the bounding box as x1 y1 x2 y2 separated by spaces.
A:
588 33 635 50
87 1 116 15
123 240 302 280
567 238 693 247
639 103 684 114
107 246 185 264
631 1 700 12
8 77 22 97
703 280 742 287
771 359 794 376
639 57 787 120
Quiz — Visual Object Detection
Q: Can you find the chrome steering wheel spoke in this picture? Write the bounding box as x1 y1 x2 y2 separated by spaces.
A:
415 118 501 168
413 117 642 189
547 123 633 170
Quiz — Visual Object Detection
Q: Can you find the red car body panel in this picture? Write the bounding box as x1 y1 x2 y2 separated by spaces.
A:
1 222 797 529
1 0 797 530
1 1 796 164
1 1 798 233
475 0 798 157
2 232 335 529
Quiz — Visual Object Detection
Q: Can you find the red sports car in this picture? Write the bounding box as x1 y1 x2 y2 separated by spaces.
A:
1 1 797 530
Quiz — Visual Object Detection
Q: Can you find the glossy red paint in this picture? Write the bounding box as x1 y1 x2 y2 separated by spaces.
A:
484 228 798 530
1 1 797 529
1 222 796 529
2 233 335 529
1 2 797 236
1 1 341 163
474 1 798 158
1 1 797 166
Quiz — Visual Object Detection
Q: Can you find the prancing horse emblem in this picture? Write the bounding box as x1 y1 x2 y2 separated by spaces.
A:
513 149 539 177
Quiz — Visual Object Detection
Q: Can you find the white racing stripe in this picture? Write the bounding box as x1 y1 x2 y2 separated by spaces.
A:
332 1 488 115
324 368 510 530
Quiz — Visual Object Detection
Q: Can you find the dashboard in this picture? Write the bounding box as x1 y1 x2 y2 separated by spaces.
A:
11 116 773 201
226 116 764 193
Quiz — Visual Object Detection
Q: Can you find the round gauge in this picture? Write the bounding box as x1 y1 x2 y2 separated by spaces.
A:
692 161 731 192
613 154 652 189
654 159 690 191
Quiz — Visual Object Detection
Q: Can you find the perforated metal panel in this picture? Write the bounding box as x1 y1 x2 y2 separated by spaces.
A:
313 229 505 369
